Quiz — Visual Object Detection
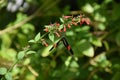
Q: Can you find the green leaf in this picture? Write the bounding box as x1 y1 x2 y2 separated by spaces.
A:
48 33 54 42
82 3 94 13
60 18 64 23
94 13 106 22
98 23 106 31
65 56 72 66
26 51 36 55
66 31 75 36
28 39 35 43
41 45 52 57
0 67 7 75
23 58 30 65
103 41 109 51
1 34 12 49
35 32 41 42
90 36 102 47
21 23 34 34
59 24 64 30
79 40 94 57
70 61 79 68
5 72 12 80
17 51 25 60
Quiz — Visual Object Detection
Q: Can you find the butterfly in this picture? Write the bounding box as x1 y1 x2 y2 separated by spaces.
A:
49 37 74 55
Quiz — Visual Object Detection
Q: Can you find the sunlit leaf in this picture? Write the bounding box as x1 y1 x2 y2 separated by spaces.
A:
79 40 94 57
65 56 72 66
23 58 30 65
5 72 12 80
17 51 25 60
91 53 111 67
90 36 102 47
66 31 75 36
48 33 54 42
70 61 79 68
26 50 36 55
98 23 106 30
60 18 64 23
0 67 7 75
21 23 34 34
28 39 35 43
82 3 94 13
35 32 41 42
41 45 52 57
59 24 64 30
94 13 106 22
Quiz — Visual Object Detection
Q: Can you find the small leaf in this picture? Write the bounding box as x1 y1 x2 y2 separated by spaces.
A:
65 56 72 67
103 41 109 51
26 51 36 55
60 18 64 23
41 45 52 57
28 39 35 43
48 33 54 42
23 58 30 65
90 36 102 47
35 32 41 42
82 3 94 13
98 23 106 30
79 40 94 57
0 67 7 75
17 51 25 60
5 72 12 80
59 24 64 30
70 61 79 68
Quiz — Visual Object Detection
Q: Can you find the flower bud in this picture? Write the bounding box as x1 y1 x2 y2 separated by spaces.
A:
63 16 72 19
67 24 71 28
55 32 60 37
44 28 49 32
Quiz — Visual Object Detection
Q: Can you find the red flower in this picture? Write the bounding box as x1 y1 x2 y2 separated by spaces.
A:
63 16 72 19
63 26 66 32
71 21 77 26
67 24 71 28
41 39 49 47
44 28 49 32
55 22 60 27
80 18 90 25
59 29 62 32
80 18 85 25
85 18 90 25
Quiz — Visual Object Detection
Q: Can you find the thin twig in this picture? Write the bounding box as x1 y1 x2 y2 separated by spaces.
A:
27 65 39 77
0 0 60 35
87 68 99 80
0 14 36 35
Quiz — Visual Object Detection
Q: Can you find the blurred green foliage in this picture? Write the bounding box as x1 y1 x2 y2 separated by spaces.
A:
0 0 120 80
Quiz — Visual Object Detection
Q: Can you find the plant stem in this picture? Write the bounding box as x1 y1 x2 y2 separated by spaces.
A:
8 60 19 72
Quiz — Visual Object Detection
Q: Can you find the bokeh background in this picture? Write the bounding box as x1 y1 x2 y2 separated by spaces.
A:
0 0 120 80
